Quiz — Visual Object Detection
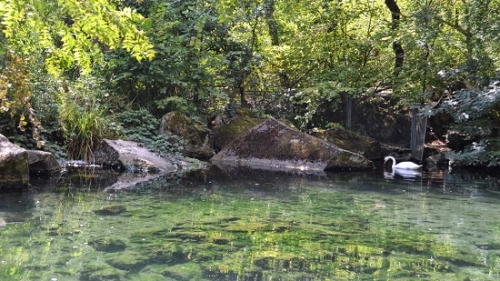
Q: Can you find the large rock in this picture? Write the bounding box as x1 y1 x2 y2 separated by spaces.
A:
211 118 374 171
93 139 178 173
313 127 383 160
210 114 266 152
0 134 29 189
27 150 62 175
159 112 214 160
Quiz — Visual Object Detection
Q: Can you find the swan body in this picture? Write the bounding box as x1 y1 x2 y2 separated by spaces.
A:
384 156 422 170
384 169 422 180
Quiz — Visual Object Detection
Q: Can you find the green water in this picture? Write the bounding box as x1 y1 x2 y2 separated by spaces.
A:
1 167 500 281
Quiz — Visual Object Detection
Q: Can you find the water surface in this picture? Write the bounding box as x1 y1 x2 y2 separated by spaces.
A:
1 166 500 280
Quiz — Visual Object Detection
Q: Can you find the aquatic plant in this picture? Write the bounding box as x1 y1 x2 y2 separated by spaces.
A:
0 171 497 280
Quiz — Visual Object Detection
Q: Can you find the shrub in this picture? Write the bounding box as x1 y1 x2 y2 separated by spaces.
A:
114 109 183 157
434 82 500 123
59 77 123 161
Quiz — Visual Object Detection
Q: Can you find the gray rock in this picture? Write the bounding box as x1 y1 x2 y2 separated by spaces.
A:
424 153 449 168
211 118 374 172
93 139 178 173
27 150 62 175
159 111 215 159
209 114 266 152
0 134 29 189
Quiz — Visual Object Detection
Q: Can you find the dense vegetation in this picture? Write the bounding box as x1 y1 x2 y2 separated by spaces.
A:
1 0 499 162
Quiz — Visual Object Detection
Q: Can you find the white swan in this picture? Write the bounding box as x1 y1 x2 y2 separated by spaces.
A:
384 169 422 180
384 156 422 170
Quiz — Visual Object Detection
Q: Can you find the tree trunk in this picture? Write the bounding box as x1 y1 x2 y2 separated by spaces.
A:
238 82 248 107
385 0 404 76
264 0 280 46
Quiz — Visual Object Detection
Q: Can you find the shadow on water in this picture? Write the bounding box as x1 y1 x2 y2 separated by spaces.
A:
1 164 500 280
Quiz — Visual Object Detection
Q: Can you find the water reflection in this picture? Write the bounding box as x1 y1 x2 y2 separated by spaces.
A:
1 166 500 280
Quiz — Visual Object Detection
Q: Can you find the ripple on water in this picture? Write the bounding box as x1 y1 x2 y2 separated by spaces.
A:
1 168 500 280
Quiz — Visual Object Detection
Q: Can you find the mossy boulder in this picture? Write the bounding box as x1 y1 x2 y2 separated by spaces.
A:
210 114 266 152
159 111 214 160
312 127 383 160
211 118 374 172
0 134 29 190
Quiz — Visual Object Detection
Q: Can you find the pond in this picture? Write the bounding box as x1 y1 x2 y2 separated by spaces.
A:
1 165 500 280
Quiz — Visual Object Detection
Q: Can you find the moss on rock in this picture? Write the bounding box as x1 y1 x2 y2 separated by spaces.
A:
211 115 266 152
212 118 374 171
160 111 214 159
0 135 30 189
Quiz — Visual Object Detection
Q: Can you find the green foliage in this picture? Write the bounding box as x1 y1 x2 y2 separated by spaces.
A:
2 70 69 160
434 85 500 123
29 69 66 157
435 84 500 167
2 0 500 160
290 82 354 130
0 0 155 76
59 77 123 161
0 52 42 145
218 0 500 129
447 138 500 167
218 0 397 127
101 0 248 117
0 0 156 158
156 96 197 116
114 109 183 157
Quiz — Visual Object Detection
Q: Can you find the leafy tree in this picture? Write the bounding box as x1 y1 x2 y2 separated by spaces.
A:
0 51 42 143
262 0 393 127
102 0 252 117
0 0 155 148
0 0 154 75
383 0 500 104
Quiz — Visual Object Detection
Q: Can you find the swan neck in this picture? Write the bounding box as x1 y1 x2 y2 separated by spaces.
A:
389 156 396 169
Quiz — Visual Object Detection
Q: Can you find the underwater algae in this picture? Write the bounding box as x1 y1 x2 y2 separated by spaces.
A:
0 178 487 281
